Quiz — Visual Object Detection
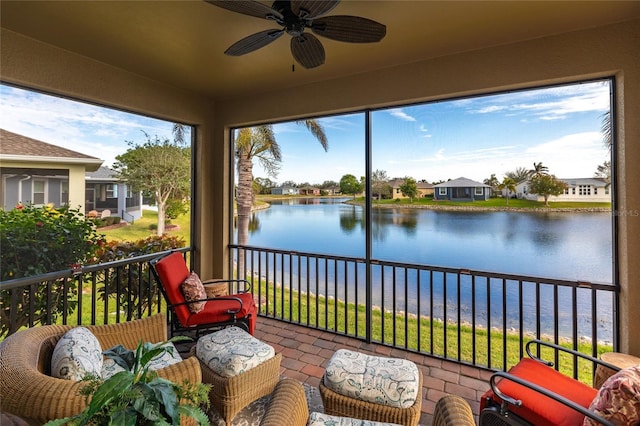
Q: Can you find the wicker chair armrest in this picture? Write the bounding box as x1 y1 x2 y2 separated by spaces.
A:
156 356 202 386
260 378 309 426
432 394 476 426
525 339 620 372
490 371 614 426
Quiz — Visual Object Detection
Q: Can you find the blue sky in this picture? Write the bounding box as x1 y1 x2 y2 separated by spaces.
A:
1 80 610 185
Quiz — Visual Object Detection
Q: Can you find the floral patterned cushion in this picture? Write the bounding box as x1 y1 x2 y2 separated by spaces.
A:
323 349 420 409
101 342 182 379
51 327 103 381
584 365 640 426
308 412 402 426
180 272 207 313
195 326 275 378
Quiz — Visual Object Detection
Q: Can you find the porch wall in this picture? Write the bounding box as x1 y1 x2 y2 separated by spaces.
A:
1 19 639 354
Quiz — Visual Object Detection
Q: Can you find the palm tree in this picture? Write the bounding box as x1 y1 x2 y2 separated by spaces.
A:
235 121 328 272
529 162 549 178
601 111 612 153
498 176 517 207
505 167 530 184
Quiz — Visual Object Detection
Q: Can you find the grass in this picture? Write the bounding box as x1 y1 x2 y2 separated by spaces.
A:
367 197 611 209
98 209 191 244
256 278 611 384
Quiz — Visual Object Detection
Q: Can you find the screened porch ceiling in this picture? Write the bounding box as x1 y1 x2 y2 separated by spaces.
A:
2 1 639 100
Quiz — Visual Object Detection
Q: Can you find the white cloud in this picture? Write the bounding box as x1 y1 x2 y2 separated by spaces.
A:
388 108 416 122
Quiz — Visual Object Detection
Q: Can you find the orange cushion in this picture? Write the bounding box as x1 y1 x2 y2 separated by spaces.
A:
482 358 598 426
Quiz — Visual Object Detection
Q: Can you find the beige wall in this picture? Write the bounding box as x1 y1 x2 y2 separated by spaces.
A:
2 19 638 353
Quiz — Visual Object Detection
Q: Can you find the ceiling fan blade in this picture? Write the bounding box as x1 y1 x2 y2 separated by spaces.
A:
291 0 339 19
225 29 284 56
205 0 283 21
311 15 386 43
290 33 325 69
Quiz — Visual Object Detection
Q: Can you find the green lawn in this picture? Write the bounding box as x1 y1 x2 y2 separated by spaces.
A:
368 197 611 209
98 209 191 244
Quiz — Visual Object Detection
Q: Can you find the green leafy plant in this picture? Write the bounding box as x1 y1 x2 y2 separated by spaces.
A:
0 203 106 336
45 336 210 426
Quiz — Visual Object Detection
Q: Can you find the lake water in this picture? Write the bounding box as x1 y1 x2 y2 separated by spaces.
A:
240 197 613 283
235 197 614 341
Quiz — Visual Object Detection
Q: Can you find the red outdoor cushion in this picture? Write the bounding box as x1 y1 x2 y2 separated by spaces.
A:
187 292 257 334
153 252 192 325
154 252 256 334
481 358 598 426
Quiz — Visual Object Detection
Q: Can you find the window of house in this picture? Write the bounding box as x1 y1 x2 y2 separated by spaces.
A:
61 181 69 204
475 187 483 195
33 179 46 205
106 184 118 198
439 188 447 195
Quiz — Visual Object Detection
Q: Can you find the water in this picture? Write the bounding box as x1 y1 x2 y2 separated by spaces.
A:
242 198 613 283
236 198 614 341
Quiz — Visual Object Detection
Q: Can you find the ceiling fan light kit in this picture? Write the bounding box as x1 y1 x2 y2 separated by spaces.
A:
207 0 386 69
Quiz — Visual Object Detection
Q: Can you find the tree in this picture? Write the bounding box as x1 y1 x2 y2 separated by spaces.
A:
505 167 530 183
498 177 517 206
601 111 612 153
339 174 363 198
529 161 549 178
595 160 611 187
371 169 391 200
234 121 328 271
528 174 568 206
320 180 338 189
254 177 276 195
483 174 500 197
399 176 419 202
280 180 298 188
113 133 190 235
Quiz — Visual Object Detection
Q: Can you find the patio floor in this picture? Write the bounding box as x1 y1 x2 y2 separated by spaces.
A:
253 316 494 426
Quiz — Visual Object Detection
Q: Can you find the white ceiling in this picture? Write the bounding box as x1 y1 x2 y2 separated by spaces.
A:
2 1 640 100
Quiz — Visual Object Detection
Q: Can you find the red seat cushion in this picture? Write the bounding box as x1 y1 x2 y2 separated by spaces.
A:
185 292 257 334
481 358 598 426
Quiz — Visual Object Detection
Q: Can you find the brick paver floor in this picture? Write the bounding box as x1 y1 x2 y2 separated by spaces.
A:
253 316 494 426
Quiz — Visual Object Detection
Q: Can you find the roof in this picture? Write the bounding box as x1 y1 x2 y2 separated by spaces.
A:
388 178 433 189
434 177 490 188
560 178 608 186
86 166 119 181
0 128 103 171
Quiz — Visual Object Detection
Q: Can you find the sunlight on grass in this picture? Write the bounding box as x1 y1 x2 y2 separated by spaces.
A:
98 209 191 244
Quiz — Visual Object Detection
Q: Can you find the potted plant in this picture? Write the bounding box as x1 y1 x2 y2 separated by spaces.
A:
45 337 210 425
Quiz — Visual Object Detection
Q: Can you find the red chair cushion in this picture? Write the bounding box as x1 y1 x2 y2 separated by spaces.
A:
481 358 598 426
153 252 191 325
186 292 257 334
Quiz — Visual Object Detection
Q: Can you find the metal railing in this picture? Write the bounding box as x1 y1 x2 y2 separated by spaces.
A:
1 245 617 379
0 248 189 337
231 244 617 378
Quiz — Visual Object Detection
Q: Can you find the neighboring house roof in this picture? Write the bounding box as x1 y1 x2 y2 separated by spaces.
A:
560 177 608 186
0 128 103 171
434 177 490 188
86 166 120 181
388 178 434 189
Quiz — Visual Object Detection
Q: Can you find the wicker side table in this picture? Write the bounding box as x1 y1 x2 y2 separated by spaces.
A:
594 352 640 389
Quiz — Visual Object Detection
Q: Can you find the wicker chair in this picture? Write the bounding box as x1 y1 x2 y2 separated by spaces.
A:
0 314 201 424
260 378 310 426
432 395 476 426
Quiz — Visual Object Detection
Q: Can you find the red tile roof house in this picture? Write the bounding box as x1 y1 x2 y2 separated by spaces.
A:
0 129 142 221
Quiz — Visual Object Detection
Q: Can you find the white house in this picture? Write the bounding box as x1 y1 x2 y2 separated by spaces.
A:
515 177 610 202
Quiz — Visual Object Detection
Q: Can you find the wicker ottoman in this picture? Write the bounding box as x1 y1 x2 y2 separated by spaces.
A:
191 326 282 426
319 349 423 426
309 412 402 425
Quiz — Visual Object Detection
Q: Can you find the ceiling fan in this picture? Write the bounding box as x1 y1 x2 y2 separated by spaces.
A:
206 0 386 69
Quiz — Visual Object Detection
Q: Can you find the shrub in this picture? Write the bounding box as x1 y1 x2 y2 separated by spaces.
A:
0 203 106 336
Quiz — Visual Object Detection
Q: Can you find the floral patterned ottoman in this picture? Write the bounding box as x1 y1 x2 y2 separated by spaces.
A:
192 326 282 425
319 349 423 426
